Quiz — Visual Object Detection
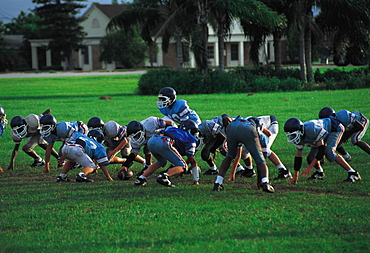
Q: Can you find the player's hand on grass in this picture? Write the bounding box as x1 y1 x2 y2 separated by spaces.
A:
301 167 313 177
287 175 298 184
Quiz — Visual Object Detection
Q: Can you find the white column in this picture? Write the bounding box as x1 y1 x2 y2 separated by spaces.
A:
214 42 219 67
46 49 52 67
239 41 244 66
31 46 38 70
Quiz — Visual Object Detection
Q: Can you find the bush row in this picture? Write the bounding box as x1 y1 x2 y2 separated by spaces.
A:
138 66 370 95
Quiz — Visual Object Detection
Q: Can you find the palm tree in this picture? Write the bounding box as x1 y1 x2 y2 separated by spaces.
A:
108 0 197 71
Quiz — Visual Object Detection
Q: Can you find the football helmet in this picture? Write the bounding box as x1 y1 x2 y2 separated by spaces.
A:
318 107 336 119
103 121 120 138
127 120 145 145
157 87 176 109
40 114 57 137
179 119 199 136
56 121 75 139
87 117 105 130
284 118 304 145
10 116 28 139
0 105 8 129
87 129 105 144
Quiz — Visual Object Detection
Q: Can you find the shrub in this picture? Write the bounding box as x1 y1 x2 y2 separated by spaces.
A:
137 66 370 95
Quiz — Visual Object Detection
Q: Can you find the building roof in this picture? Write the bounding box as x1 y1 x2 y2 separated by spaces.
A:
94 4 125 19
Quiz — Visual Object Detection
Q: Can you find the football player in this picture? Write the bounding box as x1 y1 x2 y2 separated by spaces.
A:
197 114 229 175
230 115 291 181
0 105 8 172
55 122 113 182
102 120 145 166
118 116 175 177
40 114 87 173
212 115 275 193
7 112 58 170
134 119 201 187
156 87 201 125
284 117 361 184
319 107 370 160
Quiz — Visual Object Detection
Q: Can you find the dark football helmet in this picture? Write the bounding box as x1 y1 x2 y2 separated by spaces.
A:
10 116 28 139
179 119 199 135
87 117 105 130
318 107 336 119
40 114 57 137
157 87 176 109
284 118 304 145
87 129 105 144
0 105 8 129
127 120 145 145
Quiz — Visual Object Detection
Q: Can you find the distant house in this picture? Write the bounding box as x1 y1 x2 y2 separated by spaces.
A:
29 3 288 71
29 4 125 71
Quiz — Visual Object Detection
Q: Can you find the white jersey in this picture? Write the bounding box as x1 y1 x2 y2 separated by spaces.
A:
130 116 168 151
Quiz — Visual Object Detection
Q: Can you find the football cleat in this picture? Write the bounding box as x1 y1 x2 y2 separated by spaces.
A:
307 171 325 180
342 153 352 162
156 173 174 187
75 174 93 182
212 183 224 191
203 168 219 175
56 175 70 182
134 177 147 186
261 182 275 193
239 168 256 178
343 172 361 183
273 169 292 180
31 158 45 167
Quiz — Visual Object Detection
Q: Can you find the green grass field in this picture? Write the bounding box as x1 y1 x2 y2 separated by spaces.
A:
0 75 369 252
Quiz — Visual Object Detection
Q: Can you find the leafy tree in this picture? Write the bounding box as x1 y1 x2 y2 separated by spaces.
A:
99 28 148 68
32 0 87 70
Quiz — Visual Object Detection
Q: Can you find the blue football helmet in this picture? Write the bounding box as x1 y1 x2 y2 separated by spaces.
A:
56 121 76 139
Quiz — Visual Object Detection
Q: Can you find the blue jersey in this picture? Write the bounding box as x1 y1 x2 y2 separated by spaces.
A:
161 127 197 156
159 99 201 125
297 118 332 147
43 121 86 144
198 118 223 143
335 110 364 130
66 132 109 166
0 123 4 137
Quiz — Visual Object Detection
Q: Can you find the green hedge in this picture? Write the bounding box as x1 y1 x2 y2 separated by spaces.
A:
138 66 370 95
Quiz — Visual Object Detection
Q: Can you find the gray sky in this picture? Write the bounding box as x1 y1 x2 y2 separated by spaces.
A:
0 0 121 23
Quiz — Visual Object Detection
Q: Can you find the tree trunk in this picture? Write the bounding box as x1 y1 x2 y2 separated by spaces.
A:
273 31 282 72
305 18 314 81
217 28 224 72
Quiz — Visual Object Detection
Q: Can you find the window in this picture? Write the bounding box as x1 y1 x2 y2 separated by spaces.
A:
92 18 100 28
207 45 214 59
231 44 238 61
